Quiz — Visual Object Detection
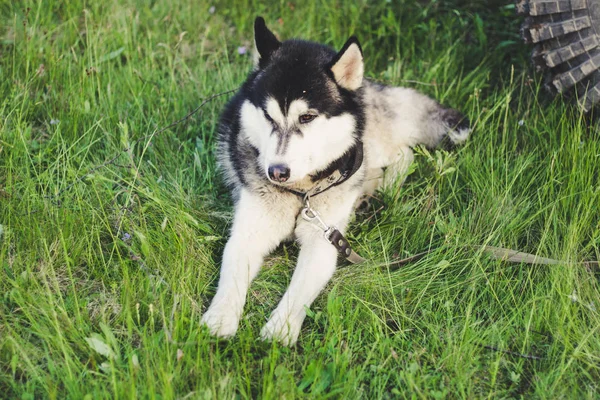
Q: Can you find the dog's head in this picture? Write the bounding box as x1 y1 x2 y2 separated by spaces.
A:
240 17 365 186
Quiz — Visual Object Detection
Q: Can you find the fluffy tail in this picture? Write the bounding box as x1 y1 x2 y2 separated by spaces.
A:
436 107 471 149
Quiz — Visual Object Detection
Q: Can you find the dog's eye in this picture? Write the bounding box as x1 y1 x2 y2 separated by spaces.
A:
299 114 317 124
264 113 274 123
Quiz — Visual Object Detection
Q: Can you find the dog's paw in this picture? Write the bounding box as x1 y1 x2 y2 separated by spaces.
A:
200 305 240 338
260 312 303 346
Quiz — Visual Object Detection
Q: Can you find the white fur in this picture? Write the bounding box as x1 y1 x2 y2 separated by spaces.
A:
241 98 358 183
201 179 362 346
204 79 470 346
265 97 287 126
448 127 470 145
260 182 361 344
361 84 469 191
200 188 297 337
240 100 271 151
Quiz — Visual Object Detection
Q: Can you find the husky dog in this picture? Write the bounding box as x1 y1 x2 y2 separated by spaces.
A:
201 17 470 345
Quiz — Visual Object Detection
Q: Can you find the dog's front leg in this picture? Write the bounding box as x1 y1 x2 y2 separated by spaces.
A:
260 190 359 345
260 232 338 345
201 189 296 338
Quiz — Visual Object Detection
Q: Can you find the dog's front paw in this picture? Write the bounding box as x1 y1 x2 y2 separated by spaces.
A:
260 311 303 346
201 305 240 338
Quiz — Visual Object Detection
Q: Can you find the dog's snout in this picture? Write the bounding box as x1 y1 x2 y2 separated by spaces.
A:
268 164 290 182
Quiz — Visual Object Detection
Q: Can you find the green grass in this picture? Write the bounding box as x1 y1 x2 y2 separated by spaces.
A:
1 0 599 398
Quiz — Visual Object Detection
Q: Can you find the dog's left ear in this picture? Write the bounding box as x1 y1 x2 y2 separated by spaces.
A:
254 17 281 69
329 37 364 91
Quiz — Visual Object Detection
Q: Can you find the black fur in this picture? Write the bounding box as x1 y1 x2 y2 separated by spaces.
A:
250 39 360 118
254 17 281 69
442 108 470 132
218 17 366 194
438 108 470 151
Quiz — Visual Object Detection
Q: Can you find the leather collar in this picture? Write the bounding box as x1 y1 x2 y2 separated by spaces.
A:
281 141 364 200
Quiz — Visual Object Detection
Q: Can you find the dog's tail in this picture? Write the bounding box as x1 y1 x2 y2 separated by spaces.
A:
376 85 471 150
435 106 471 150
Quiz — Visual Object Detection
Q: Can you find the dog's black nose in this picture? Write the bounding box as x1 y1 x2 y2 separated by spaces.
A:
268 164 290 182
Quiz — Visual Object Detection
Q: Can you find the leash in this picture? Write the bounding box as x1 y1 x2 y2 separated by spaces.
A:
279 141 366 263
348 245 599 269
301 197 366 263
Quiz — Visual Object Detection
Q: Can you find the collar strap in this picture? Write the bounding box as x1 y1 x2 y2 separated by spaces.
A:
283 141 364 199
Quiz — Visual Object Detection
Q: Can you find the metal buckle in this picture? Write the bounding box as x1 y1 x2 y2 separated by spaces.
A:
301 199 336 242
323 227 335 242
300 197 365 264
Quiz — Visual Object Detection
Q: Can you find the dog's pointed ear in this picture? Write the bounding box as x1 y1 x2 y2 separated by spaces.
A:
329 37 364 91
253 17 281 69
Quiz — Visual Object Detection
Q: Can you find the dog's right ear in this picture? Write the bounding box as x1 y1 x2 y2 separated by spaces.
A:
254 17 281 69
329 36 364 91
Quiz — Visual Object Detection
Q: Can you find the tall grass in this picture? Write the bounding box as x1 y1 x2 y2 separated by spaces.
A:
1 0 599 398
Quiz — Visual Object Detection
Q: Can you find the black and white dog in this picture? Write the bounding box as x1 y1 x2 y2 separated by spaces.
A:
201 17 470 345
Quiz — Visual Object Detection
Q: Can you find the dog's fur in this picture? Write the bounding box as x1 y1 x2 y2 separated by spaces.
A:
201 17 470 345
